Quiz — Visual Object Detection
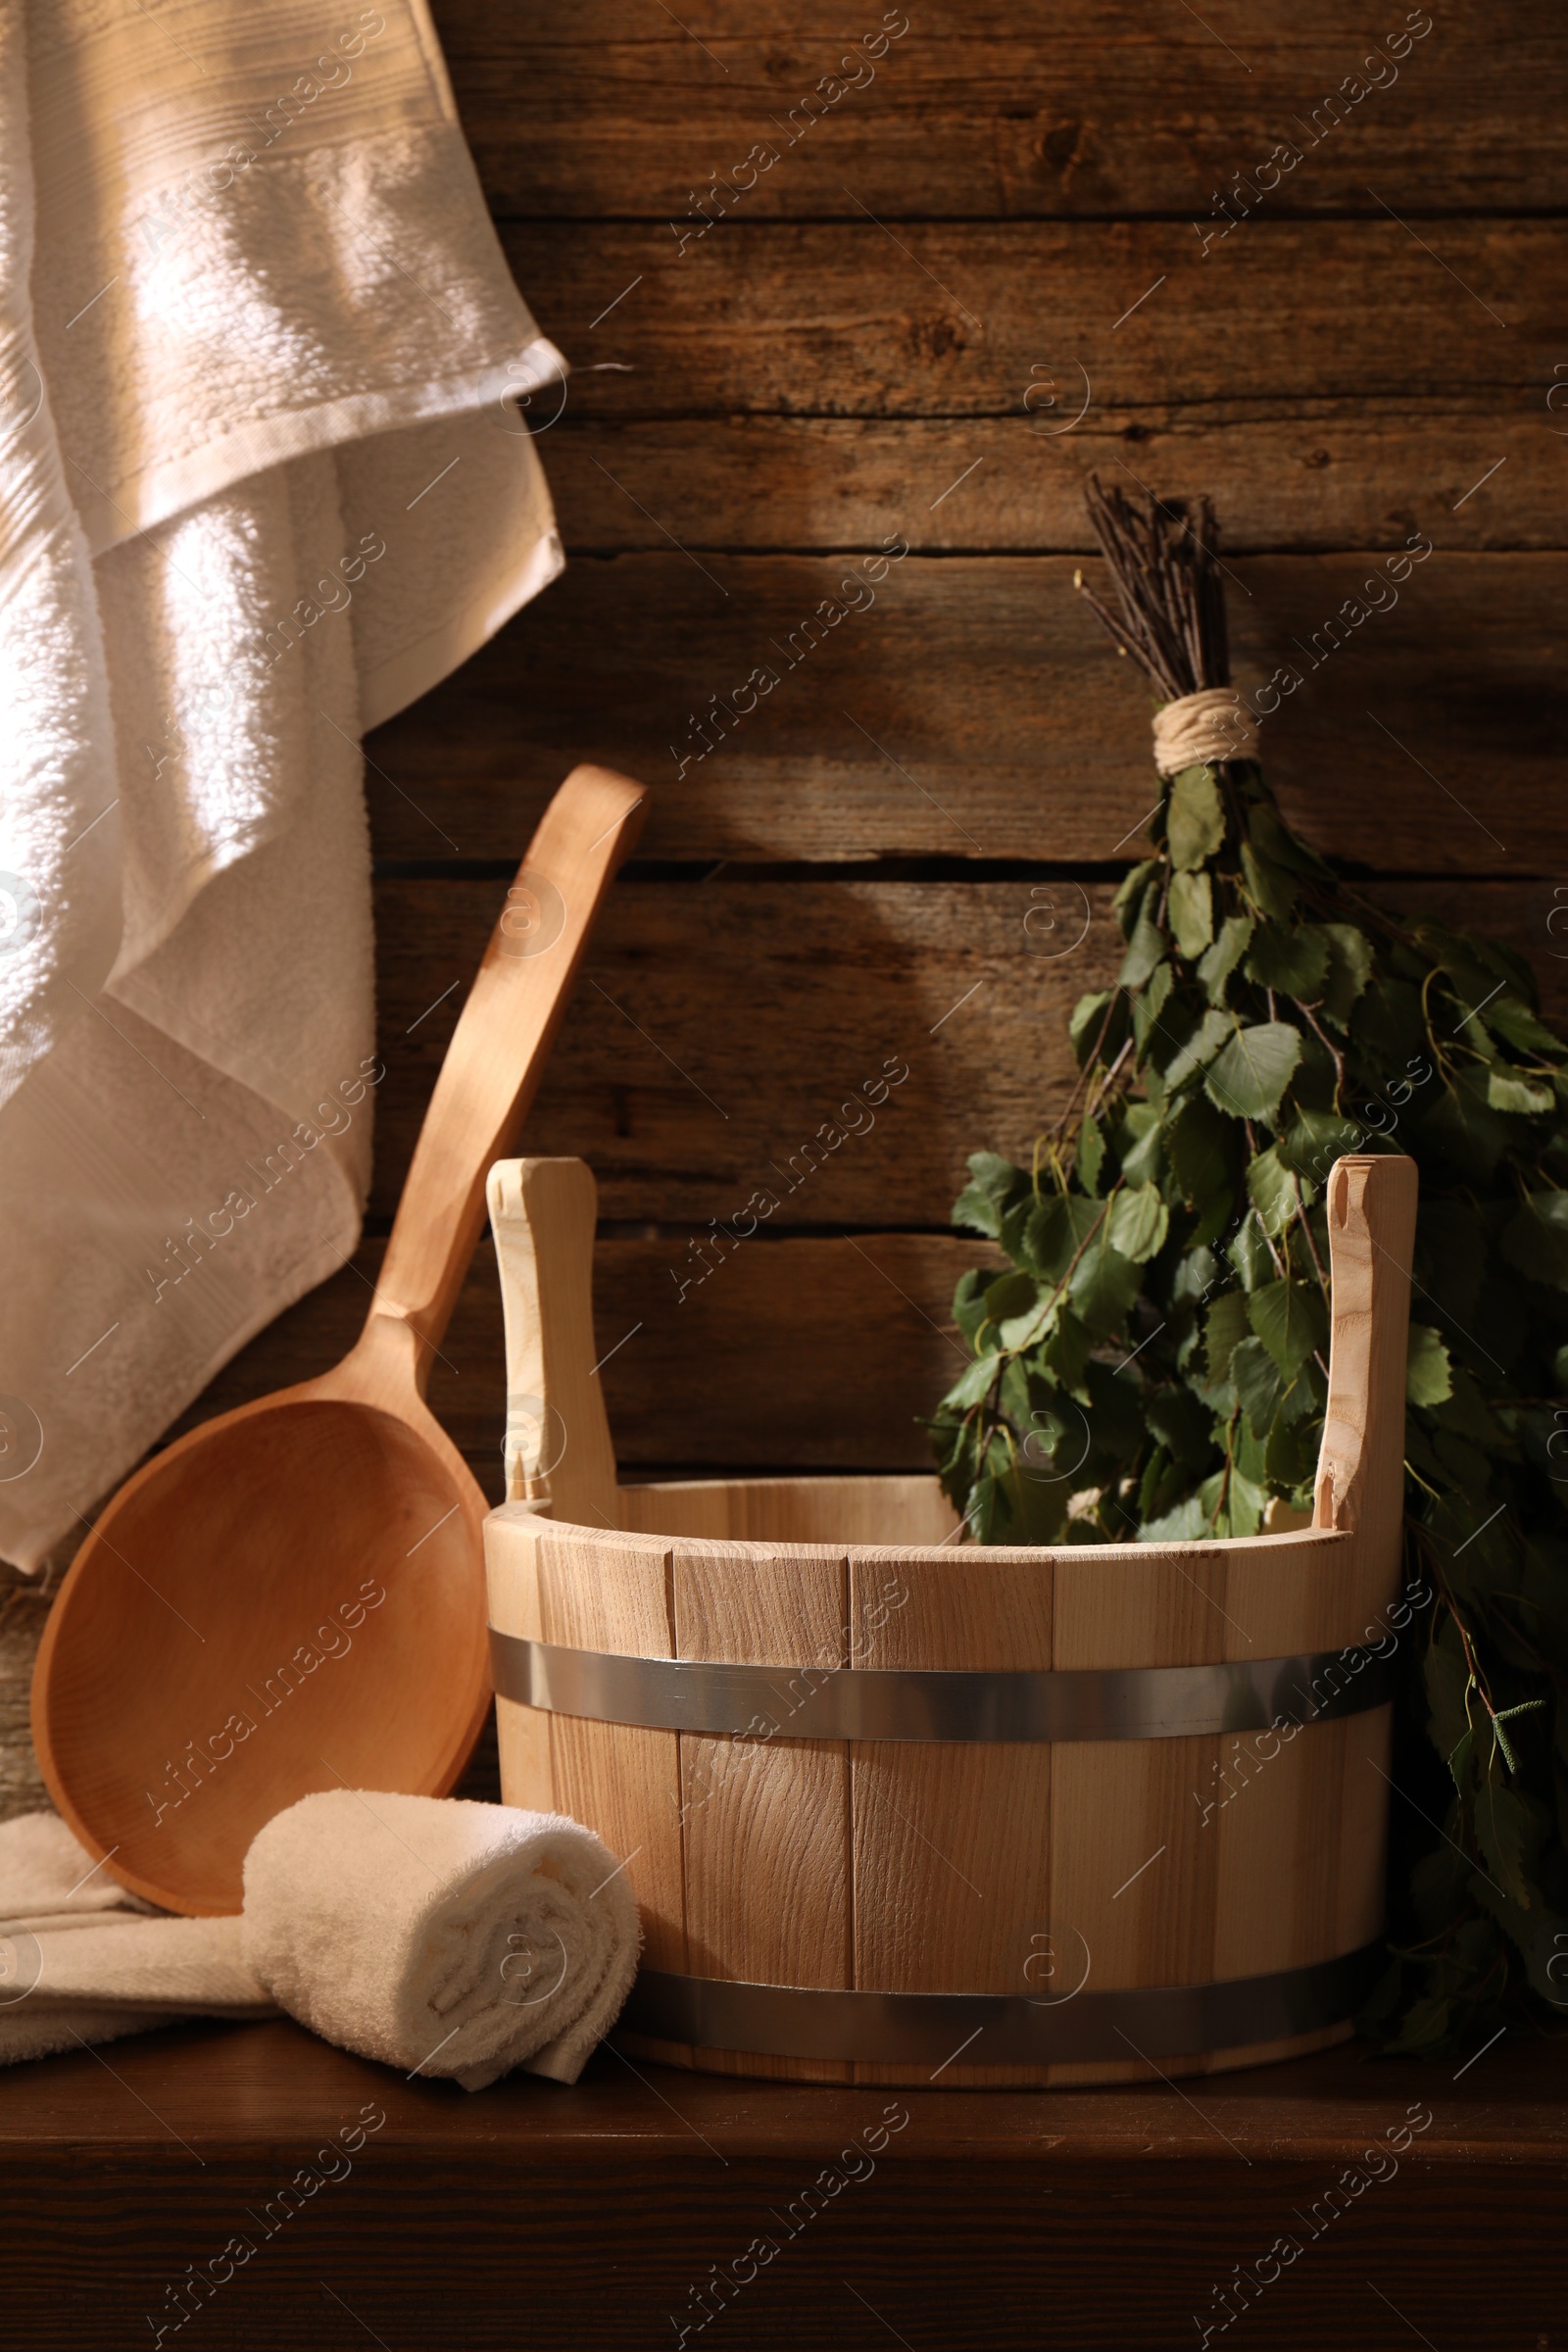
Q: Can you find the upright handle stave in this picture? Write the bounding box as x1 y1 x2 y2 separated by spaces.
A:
487 1156 620 1531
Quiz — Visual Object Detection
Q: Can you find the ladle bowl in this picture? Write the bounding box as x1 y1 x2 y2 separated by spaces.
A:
31 763 646 1913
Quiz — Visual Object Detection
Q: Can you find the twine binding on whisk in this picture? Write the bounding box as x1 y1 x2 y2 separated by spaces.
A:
1152 687 1259 776
1152 688 1260 776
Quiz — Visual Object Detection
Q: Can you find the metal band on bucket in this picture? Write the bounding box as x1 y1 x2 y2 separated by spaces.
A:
488 1631 1397 1743
618 1944 1383 2066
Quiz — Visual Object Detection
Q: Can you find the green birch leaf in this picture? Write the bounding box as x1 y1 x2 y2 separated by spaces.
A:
1245 923 1330 1001
1204 1289 1252 1382
982 1270 1039 1334
1249 1277 1329 1379
1165 1094 1236 1203
1247 1144 1300 1241
1112 859 1157 932
1076 1113 1106 1195
998 1356 1033 1425
940 1350 1004 1412
1000 1468 1074 1545
1167 869 1214 959
1265 1411 1319 1487
1234 1413 1270 1486
1118 905 1167 991
1141 1493 1210 1542
1320 923 1374 1026
1069 989 1121 1068
1250 801 1325 877
1486 1065 1554 1116
1228 1464 1268 1537
1406 1324 1454 1407
1199 911 1253 1006
1204 1021 1302 1119
1167 766 1226 871
1240 839 1297 924
1036 1307 1093 1398
1164 1006 1233 1090
1228 1210 1277 1294
1019 1194 1104 1283
969 1465 1004 1544
954 1152 1027 1238
1107 1182 1169 1264
1138 1445 1173 1521
1279 1108 1361 1184
1017 1197 1068 1281
1069 1225 1143 1336
1279 1356 1326 1425
1483 996 1566 1058
1116 1102 1164 1188
1130 960 1174 1054
1000 1192 1037 1266
952 1267 991 1347
1231 1335 1285 1435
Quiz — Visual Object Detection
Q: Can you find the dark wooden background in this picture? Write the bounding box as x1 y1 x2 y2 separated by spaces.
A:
3 1 1565 1808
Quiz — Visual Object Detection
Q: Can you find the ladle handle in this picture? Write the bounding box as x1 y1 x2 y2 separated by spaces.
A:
369 763 646 1377
487 1156 620 1529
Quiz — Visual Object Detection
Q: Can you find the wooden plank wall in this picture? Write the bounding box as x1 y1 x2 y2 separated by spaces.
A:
192 0 1568 1493
7 5 1566 1812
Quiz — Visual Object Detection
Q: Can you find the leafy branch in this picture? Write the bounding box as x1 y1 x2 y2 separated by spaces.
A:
931 483 1568 2051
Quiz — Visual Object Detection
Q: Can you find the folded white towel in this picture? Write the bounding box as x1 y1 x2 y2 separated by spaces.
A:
0 1813 272 2067
0 1799 643 2084
242 1790 642 2089
0 0 566 1572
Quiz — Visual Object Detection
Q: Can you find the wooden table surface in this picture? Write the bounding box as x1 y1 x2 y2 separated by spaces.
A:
2 2016 1563 2350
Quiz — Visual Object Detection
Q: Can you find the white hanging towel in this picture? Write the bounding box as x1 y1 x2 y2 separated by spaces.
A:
0 0 565 1568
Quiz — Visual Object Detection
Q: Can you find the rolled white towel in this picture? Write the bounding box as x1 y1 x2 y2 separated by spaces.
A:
241 1791 642 2090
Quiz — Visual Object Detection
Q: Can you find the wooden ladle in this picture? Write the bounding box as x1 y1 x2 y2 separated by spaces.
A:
31 763 646 1914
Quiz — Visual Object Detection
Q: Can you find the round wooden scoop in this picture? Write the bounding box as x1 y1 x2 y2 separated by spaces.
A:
31 763 647 1914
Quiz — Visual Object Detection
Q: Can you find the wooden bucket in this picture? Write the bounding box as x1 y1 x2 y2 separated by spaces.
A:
483 1153 1418 2087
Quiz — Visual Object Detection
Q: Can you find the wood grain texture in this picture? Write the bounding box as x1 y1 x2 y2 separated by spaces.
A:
1313 1156 1420 1605
668 1540 854 2081
169 1236 1005 1477
499 220 1556 418
368 557 1568 869
487 1157 620 1528
622 1477 956 1544
484 1499 556 1818
431 2 1567 218
375 872 1123 1227
1 2017 1562 2352
534 1524 688 2010
510 412 1565 555
849 1552 1055 2089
